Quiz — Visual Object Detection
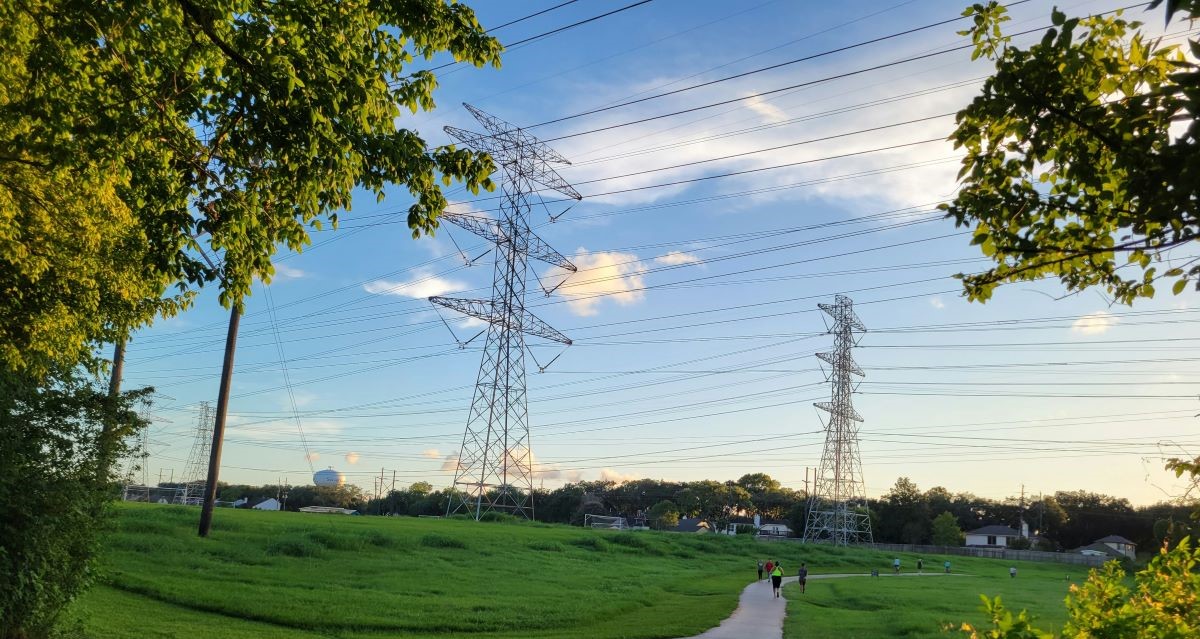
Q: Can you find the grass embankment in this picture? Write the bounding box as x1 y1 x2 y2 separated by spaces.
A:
72 504 1083 638
72 504 763 638
783 557 1084 638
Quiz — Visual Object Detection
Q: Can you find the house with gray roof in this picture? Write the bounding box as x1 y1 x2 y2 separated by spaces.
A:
1075 534 1136 560
964 525 1021 548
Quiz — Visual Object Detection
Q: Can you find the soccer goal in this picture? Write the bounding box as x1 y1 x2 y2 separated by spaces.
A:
584 514 627 530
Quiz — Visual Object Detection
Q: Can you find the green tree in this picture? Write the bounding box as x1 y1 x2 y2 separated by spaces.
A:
0 369 151 639
736 473 782 493
648 500 681 530
932 511 965 546
958 537 1200 638
0 0 502 377
943 1 1199 304
877 477 932 543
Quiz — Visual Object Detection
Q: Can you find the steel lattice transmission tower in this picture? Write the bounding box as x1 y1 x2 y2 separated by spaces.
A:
431 104 582 520
803 295 873 545
179 402 215 505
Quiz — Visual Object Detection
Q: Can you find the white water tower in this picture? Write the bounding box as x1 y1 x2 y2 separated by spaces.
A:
313 467 345 487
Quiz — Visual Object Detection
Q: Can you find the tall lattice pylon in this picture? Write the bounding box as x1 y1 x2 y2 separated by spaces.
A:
803 295 873 545
179 402 214 505
431 104 582 520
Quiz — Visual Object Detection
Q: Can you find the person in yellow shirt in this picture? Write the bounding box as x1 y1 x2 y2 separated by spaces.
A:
770 561 784 598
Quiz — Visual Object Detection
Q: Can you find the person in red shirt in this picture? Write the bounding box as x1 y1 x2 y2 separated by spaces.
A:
764 560 774 581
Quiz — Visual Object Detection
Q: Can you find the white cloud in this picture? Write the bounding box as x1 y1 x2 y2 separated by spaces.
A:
930 296 946 309
344 452 360 465
439 455 463 472
421 448 442 459
272 264 306 280
1071 311 1119 335
655 251 702 266
599 468 639 484
363 270 468 299
305 452 320 462
745 95 788 124
555 248 646 317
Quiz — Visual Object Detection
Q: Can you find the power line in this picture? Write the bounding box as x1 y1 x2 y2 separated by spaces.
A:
524 2 1022 128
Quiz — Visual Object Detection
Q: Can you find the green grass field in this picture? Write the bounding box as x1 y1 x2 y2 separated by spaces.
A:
68 503 1091 638
783 564 1083 638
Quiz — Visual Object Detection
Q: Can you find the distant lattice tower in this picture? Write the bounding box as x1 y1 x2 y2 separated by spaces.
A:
179 402 215 505
119 401 152 501
803 295 874 545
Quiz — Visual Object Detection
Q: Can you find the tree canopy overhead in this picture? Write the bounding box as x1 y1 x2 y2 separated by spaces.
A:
0 0 501 376
944 1 1198 304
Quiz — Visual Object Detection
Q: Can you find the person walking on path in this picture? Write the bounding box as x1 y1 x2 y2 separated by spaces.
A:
797 563 808 594
917 558 923 574
770 561 784 598
893 557 901 574
1010 566 1017 578
944 560 951 574
757 560 764 580
764 560 774 580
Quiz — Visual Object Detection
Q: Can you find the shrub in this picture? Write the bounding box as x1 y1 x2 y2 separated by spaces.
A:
0 369 150 639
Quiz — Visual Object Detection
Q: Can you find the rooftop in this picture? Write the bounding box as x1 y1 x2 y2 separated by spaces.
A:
966 525 1020 536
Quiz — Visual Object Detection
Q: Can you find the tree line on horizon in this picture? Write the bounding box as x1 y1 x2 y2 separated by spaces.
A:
195 472 1197 553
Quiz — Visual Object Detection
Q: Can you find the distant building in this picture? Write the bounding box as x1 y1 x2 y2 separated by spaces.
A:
252 498 281 511
1074 535 1136 560
674 517 711 534
298 506 357 515
965 525 1021 547
758 520 792 537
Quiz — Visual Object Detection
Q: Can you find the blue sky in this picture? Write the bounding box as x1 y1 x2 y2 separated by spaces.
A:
120 0 1200 506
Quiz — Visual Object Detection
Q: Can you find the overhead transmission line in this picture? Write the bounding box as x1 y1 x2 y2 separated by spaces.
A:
523 1 1026 129
422 0 655 73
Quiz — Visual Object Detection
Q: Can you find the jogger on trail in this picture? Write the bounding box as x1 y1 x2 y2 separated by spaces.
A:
797 563 808 593
764 560 774 579
770 561 784 598
893 557 901 574
757 560 764 580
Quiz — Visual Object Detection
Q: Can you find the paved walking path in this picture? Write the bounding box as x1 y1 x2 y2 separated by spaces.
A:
677 573 967 639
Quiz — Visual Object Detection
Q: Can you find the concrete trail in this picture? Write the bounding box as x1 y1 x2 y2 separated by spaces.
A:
677 573 967 639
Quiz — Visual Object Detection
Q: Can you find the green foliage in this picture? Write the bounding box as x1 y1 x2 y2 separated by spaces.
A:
1063 537 1200 637
0 0 502 377
648 500 681 530
956 596 1054 639
0 369 150 639
944 2 1199 304
932 511 966 546
956 538 1200 638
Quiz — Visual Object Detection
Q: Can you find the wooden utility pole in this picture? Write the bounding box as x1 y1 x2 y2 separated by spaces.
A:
198 306 241 537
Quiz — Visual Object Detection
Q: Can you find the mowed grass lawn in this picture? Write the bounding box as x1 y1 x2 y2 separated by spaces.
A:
784 560 1085 638
70 504 1090 638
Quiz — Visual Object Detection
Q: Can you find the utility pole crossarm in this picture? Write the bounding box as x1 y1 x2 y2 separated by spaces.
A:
429 296 572 345
441 212 576 271
814 401 864 422
428 296 498 325
816 351 864 376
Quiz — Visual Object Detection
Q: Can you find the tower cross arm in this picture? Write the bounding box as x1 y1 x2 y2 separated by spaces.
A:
429 296 500 325
441 211 504 244
525 229 576 271
814 401 864 422
816 351 864 376
429 297 571 345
